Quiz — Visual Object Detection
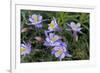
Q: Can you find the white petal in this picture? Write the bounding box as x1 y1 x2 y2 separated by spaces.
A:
60 53 65 59
54 42 61 46
38 15 42 21
55 52 60 57
53 46 59 51
51 20 54 24
77 28 82 32
49 33 54 39
46 38 50 42
62 47 67 52
29 17 34 23
70 22 76 28
32 14 37 18
66 53 72 57
21 44 26 48
77 23 81 27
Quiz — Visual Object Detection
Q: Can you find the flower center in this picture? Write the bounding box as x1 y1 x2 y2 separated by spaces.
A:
50 23 55 29
33 15 38 23
56 49 63 55
20 47 26 53
51 37 57 42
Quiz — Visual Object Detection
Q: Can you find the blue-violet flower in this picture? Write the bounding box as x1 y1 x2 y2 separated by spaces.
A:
20 42 32 56
67 22 82 41
48 18 60 31
29 14 43 28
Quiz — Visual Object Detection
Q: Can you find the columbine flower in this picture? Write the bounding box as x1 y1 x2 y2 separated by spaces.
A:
67 22 82 41
48 17 60 31
44 33 61 47
20 42 32 56
51 42 71 61
29 14 43 28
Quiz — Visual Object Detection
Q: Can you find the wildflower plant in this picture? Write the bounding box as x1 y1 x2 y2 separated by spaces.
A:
20 42 32 56
21 10 89 62
44 33 62 47
48 17 60 31
66 22 82 41
28 14 43 28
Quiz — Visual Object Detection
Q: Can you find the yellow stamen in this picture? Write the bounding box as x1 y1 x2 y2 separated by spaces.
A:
50 23 55 29
20 48 26 53
33 15 38 23
56 49 63 55
51 35 59 42
51 37 57 42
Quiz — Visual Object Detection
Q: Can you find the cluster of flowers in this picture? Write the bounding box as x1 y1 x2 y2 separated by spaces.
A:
21 14 82 61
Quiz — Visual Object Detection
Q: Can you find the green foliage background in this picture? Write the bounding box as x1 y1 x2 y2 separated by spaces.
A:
21 10 90 63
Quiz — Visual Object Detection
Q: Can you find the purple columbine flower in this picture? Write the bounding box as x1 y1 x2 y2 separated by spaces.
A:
51 42 72 61
20 42 32 56
29 14 43 28
48 17 60 31
66 22 82 41
44 33 62 47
